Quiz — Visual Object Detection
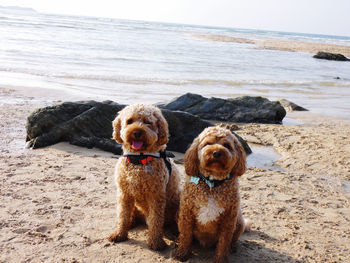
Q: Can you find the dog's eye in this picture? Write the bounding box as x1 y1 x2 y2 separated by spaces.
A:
224 143 232 150
144 120 152 125
126 119 133 125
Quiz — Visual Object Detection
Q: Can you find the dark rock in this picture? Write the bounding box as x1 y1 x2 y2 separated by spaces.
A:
162 93 206 111
233 132 252 155
159 93 286 124
161 109 211 153
26 100 252 154
279 99 308 112
26 100 228 154
163 108 251 154
313 51 349 61
26 100 124 154
217 123 251 155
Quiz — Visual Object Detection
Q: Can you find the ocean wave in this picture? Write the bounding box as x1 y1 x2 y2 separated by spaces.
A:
1 66 349 89
1 19 97 32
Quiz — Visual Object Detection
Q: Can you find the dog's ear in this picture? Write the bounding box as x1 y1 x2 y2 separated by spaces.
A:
230 141 246 177
154 110 169 146
184 137 199 177
112 115 123 144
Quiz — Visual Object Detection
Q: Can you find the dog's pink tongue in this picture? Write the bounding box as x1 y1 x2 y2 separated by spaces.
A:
132 141 143 149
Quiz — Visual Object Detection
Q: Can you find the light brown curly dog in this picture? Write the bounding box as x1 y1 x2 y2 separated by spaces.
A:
173 126 251 263
108 104 181 251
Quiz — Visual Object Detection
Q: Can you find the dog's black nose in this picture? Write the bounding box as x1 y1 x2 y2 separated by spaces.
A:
133 129 143 138
213 150 222 158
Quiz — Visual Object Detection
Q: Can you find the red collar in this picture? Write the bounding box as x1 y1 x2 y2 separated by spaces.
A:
124 154 154 165
122 151 173 176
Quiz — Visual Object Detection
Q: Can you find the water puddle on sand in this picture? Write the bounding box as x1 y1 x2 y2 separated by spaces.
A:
246 145 350 197
282 117 301 125
247 144 282 171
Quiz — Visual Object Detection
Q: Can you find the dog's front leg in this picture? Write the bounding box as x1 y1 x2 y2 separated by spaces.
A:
108 193 134 243
146 193 167 250
173 206 194 262
213 210 238 263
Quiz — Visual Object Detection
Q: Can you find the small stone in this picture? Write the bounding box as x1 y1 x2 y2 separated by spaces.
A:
313 51 349 61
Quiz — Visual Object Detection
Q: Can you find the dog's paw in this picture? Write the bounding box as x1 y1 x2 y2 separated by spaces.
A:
147 237 167 251
108 232 128 243
172 248 191 262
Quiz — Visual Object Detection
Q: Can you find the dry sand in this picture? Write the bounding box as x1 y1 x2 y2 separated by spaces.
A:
1 87 350 263
193 34 350 57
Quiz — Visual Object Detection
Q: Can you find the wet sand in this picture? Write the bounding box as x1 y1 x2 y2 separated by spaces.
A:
1 87 350 263
193 34 350 57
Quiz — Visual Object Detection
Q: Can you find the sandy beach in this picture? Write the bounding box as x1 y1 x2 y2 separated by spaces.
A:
1 86 349 263
193 34 350 57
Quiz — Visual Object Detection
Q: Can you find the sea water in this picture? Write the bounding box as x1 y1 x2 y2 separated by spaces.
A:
1 6 349 118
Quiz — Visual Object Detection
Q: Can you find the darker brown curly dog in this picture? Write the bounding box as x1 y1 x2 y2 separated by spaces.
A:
173 126 251 263
108 104 181 251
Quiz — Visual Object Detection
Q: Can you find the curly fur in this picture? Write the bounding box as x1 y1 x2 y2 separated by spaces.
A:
108 104 181 251
173 126 250 263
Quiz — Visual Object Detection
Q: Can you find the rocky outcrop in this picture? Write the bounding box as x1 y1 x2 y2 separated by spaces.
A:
158 93 286 124
160 109 211 153
26 101 124 153
279 99 308 112
313 51 349 61
26 100 251 154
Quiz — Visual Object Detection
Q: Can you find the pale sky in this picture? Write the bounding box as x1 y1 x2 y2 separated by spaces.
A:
1 0 350 37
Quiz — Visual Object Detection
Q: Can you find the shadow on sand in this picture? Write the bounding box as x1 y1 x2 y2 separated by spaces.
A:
114 226 301 263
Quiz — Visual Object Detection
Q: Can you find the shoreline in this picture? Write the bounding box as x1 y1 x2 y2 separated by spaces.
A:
3 83 350 123
1 87 350 262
